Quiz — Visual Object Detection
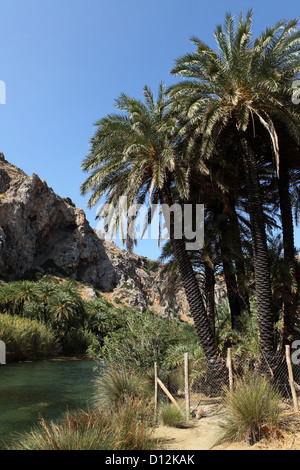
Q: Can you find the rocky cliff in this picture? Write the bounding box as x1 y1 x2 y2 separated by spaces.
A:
0 154 199 319
0 153 117 291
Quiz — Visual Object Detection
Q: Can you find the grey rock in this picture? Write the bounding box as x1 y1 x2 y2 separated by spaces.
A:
0 157 117 290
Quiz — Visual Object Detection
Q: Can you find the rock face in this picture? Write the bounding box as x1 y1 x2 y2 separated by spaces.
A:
0 154 117 291
0 154 226 320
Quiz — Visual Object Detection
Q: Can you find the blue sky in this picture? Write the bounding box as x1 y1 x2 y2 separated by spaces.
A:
0 0 299 259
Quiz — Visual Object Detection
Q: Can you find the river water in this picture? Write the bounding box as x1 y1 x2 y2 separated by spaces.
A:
0 357 98 448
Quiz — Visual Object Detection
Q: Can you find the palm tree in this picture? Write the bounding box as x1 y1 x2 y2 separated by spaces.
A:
48 290 83 332
0 280 39 316
168 11 300 361
35 280 57 324
81 84 224 370
0 282 19 314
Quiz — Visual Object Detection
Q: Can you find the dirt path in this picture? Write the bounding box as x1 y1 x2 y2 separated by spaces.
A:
154 417 222 450
154 418 300 451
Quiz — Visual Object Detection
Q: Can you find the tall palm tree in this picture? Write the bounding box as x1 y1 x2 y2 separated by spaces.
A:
81 84 224 369
168 11 300 360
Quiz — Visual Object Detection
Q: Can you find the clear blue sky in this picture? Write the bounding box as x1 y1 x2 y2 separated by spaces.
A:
0 0 299 259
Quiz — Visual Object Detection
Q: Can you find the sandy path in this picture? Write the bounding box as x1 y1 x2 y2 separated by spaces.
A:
154 419 300 451
154 418 222 450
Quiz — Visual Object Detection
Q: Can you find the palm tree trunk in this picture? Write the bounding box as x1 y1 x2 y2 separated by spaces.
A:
204 259 216 334
239 133 275 356
229 201 251 314
160 184 223 367
278 158 298 344
220 242 242 331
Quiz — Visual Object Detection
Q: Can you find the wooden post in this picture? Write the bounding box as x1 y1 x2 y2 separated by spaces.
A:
154 362 158 425
157 378 181 411
226 348 234 391
285 345 299 412
184 352 190 421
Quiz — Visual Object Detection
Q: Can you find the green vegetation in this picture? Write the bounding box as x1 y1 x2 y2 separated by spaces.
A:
0 277 201 365
0 277 128 360
147 260 160 272
100 309 199 369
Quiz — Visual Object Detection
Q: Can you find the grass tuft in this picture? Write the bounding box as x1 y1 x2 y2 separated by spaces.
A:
93 364 151 410
160 403 188 428
218 374 299 446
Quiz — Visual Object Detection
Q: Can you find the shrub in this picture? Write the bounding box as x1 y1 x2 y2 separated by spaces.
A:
112 398 157 450
218 375 298 446
100 310 199 369
147 260 160 272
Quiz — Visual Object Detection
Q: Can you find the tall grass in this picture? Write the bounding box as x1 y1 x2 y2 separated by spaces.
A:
8 401 159 450
218 374 299 446
113 398 158 450
0 314 56 360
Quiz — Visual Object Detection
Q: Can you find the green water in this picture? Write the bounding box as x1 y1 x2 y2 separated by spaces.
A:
0 358 98 448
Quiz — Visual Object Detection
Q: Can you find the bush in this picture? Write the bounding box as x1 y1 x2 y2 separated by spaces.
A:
113 398 157 450
218 375 298 446
0 314 57 361
8 410 113 450
100 310 199 370
147 260 160 272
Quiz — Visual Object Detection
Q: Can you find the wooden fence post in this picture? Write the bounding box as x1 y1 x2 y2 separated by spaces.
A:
285 345 299 412
154 362 158 425
227 348 234 391
184 352 190 421
157 378 181 411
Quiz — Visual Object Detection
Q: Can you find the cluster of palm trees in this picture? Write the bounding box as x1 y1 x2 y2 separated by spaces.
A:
81 11 300 374
0 279 125 346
